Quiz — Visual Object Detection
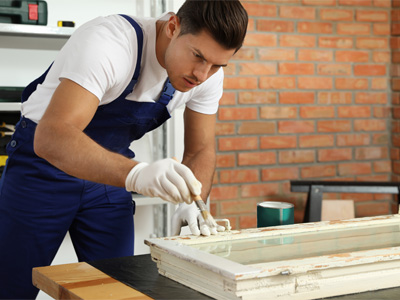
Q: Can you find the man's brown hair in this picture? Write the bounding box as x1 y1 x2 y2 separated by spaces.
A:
176 0 248 53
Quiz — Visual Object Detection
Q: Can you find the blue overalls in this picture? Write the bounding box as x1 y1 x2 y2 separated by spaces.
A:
0 15 175 299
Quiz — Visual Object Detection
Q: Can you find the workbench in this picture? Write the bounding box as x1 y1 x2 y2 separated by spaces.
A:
33 254 400 299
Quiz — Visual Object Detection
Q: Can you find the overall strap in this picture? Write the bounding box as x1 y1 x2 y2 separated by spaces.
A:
118 14 144 98
119 14 175 105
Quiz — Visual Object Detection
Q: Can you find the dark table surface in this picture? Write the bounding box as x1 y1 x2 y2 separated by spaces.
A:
88 254 400 300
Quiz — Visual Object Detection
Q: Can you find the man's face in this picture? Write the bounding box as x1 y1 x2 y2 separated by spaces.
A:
164 26 236 93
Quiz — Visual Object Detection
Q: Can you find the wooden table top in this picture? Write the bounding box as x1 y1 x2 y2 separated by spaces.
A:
33 262 152 299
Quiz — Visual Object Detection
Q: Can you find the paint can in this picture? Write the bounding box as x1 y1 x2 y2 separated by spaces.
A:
257 201 294 228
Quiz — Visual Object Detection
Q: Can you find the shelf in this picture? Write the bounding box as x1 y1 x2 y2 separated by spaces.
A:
133 194 166 206
0 103 21 111
0 23 74 39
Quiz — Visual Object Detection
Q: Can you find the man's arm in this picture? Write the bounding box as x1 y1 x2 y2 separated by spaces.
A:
34 78 136 187
181 107 217 202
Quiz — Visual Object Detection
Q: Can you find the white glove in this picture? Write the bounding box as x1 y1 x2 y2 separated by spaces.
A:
171 202 225 236
125 158 202 204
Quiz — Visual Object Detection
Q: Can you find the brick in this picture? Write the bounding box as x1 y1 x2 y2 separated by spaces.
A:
392 10 400 22
335 78 368 90
260 136 297 149
356 10 389 22
337 106 371 118
242 3 277 17
216 154 235 168
280 91 315 104
371 78 388 90
257 20 294 33
357 38 388 49
372 132 389 144
238 121 276 135
355 147 388 160
280 35 316 48
391 37 400 49
210 185 238 200
339 0 372 5
338 162 372 176
317 64 352 76
239 215 257 229
260 106 297 119
335 50 369 62
220 199 258 215
238 152 276 166
355 92 387 104
224 77 257 89
239 62 276 75
262 167 299 181
219 92 236 105
298 22 333 34
354 65 386 76
215 123 235 135
373 161 391 173
373 0 391 7
319 37 353 48
279 150 315 164
373 24 390 35
279 63 314 75
218 137 258 151
259 77 296 89
320 9 353 21
241 183 280 198
391 64 400 77
392 23 400 36
302 0 336 5
278 120 315 133
224 63 236 76
298 49 333 62
298 77 333 89
280 6 316 19
238 91 277 104
318 92 352 104
318 120 352 132
299 134 335 148
259 48 296 61
354 119 386 131
219 169 259 184
374 107 390 119
337 134 371 146
244 33 277 47
393 78 400 91
300 106 335 118
337 23 370 35
373 51 390 63
318 148 352 162
356 202 390 217
233 47 255 60
301 164 336 178
218 107 257 120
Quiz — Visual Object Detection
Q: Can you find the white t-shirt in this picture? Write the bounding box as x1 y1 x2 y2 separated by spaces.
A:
21 13 224 123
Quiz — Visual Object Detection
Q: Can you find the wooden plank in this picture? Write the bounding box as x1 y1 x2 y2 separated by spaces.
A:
32 262 152 300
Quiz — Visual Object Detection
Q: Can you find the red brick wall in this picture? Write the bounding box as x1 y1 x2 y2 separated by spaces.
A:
211 0 394 229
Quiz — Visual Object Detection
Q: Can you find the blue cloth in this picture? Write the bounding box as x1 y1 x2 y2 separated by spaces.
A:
0 14 175 299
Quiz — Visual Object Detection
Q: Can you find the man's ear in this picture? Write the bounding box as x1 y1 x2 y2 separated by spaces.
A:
166 14 180 38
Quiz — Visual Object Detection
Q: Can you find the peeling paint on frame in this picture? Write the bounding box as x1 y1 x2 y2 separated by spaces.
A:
145 214 400 300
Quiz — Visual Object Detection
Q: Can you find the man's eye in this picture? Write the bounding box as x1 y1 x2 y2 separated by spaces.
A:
194 52 201 58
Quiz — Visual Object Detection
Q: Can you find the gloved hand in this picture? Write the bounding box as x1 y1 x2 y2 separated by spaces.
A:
171 202 225 236
125 158 202 204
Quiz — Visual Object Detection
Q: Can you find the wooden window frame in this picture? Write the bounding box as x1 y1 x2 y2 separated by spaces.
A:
145 214 400 300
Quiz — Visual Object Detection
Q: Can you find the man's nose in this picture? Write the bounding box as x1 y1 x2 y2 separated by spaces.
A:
193 63 211 84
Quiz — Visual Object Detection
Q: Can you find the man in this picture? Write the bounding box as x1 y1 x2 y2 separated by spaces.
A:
0 0 248 298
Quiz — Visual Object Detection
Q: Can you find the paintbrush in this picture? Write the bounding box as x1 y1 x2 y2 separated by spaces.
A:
192 194 218 229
